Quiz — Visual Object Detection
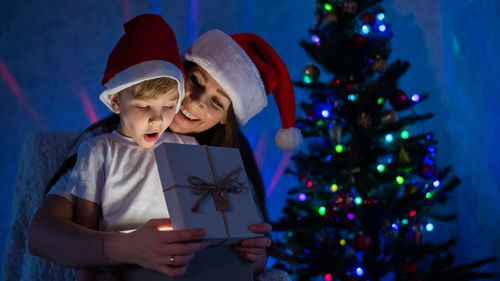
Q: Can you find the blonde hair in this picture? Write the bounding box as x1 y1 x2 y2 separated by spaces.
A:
125 77 178 99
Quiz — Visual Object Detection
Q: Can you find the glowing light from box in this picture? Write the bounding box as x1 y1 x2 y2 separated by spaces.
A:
157 226 173 231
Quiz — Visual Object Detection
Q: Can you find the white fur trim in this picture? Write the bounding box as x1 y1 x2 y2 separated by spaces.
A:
99 60 185 113
183 30 267 126
275 127 303 151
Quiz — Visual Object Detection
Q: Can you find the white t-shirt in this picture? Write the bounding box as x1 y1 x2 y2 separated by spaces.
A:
66 131 197 232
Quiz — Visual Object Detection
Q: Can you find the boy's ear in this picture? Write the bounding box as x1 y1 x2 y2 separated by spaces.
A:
109 94 120 114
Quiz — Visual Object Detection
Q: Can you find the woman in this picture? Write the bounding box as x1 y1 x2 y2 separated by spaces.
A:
28 27 301 278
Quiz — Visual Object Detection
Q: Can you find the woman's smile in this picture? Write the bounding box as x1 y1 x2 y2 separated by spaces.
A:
179 106 200 121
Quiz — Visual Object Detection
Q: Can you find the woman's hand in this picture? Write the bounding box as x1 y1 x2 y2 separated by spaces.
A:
233 222 272 273
105 218 211 277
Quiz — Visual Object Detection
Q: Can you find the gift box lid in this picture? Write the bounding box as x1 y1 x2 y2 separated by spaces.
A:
155 143 263 245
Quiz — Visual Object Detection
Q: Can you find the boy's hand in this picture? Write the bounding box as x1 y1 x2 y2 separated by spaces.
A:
233 222 272 273
105 218 211 277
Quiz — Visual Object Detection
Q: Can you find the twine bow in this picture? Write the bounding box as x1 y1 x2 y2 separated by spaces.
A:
163 146 245 213
184 167 244 212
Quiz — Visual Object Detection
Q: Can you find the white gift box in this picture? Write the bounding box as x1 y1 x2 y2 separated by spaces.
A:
154 143 263 245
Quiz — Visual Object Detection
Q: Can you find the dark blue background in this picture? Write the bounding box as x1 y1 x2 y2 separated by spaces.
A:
1 0 498 276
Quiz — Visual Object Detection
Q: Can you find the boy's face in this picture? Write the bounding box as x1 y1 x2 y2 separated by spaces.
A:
109 88 179 148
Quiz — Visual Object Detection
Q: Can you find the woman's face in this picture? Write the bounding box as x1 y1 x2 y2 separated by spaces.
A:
170 64 232 134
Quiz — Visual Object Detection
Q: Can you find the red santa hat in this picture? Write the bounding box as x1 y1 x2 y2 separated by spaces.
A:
183 30 302 151
99 14 185 112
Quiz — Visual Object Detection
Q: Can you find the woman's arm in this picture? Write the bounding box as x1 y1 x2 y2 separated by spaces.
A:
28 194 211 277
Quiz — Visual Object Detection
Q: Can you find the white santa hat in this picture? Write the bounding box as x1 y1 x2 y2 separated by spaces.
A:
183 30 303 151
99 14 185 113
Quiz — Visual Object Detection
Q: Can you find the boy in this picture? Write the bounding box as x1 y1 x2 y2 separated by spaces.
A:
66 14 198 280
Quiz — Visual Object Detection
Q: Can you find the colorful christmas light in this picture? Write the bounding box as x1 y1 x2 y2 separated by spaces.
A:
354 196 363 205
361 24 371 35
433 180 440 187
385 133 394 143
355 267 365 276
319 206 327 215
426 222 434 232
377 164 386 173
411 93 421 102
299 193 307 201
335 144 344 153
396 176 405 184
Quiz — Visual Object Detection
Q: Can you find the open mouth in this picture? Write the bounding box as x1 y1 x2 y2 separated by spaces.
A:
144 132 159 142
180 106 200 121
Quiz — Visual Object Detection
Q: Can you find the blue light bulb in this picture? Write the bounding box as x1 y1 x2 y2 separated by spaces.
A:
378 24 387 32
355 267 365 276
385 133 394 143
298 193 306 201
411 93 421 102
361 24 371 35
321 109 330 118
377 13 385 21
426 222 434 232
433 180 440 188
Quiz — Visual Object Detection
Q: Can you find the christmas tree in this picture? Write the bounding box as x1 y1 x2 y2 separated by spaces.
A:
271 1 496 280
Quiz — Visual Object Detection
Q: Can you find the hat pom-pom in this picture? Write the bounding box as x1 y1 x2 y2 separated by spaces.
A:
275 127 303 151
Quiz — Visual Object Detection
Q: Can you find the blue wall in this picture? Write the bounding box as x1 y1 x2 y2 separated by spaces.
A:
1 0 499 276
386 0 500 274
439 0 500 273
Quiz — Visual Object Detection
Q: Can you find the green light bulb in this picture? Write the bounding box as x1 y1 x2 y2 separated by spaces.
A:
335 144 344 153
377 97 384 105
303 75 312 84
377 164 386 173
316 120 324 126
401 130 409 139
425 192 432 199
324 3 333 11
354 197 363 205
401 218 409 225
318 206 327 215
396 176 405 184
